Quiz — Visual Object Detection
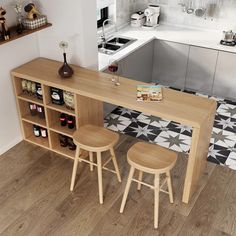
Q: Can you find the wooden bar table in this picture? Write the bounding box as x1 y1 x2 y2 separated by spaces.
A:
11 58 217 204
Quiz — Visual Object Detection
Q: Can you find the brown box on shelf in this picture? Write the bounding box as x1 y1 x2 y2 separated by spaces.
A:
23 15 47 30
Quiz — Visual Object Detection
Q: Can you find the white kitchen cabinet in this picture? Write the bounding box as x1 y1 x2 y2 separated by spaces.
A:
213 51 236 100
185 46 218 94
120 40 154 83
152 40 189 89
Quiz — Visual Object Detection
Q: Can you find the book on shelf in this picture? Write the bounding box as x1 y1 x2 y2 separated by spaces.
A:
137 85 163 102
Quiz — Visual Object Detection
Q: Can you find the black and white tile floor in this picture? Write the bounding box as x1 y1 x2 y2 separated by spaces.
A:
104 89 236 171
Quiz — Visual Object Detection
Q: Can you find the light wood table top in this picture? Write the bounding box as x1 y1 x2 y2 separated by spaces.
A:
12 57 216 128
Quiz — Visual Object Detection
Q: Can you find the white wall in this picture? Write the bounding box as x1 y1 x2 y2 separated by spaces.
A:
0 0 99 154
37 0 98 69
0 36 39 155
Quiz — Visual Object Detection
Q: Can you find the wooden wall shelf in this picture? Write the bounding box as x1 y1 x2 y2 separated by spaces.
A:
0 23 52 46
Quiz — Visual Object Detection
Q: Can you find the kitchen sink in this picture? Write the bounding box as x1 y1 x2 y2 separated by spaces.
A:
107 37 132 45
98 43 120 51
98 36 136 55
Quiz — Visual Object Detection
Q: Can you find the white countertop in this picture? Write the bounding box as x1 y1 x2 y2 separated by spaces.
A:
98 24 236 71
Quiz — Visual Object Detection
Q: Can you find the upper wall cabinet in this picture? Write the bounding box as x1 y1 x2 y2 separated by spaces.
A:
213 51 236 99
152 40 189 89
185 46 218 94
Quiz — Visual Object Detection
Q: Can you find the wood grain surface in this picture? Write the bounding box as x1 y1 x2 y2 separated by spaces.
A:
0 135 235 236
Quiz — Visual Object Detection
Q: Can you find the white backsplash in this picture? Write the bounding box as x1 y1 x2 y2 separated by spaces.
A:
117 0 236 31
116 0 133 27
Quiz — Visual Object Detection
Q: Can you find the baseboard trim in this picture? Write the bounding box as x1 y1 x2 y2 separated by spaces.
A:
0 136 23 155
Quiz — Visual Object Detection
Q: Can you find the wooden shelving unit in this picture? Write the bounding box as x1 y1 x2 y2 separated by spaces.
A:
46 102 75 116
11 59 104 161
22 121 50 149
12 76 79 160
0 23 52 46
18 93 44 105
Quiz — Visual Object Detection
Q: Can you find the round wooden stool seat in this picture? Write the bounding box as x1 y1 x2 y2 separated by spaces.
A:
128 142 178 174
120 142 178 229
70 124 121 205
73 124 119 152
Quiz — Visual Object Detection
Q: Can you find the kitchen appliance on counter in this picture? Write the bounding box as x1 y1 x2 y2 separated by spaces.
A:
131 11 145 27
220 30 236 46
142 5 160 29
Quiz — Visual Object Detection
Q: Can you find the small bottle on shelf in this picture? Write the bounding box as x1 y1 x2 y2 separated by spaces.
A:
59 134 68 147
68 138 76 150
31 82 37 98
33 125 41 137
50 87 64 105
60 113 67 126
41 128 47 138
67 116 75 129
27 80 32 96
29 103 37 116
21 79 28 94
36 83 43 100
37 106 45 119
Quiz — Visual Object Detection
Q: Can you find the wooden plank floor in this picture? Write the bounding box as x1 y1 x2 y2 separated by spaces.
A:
0 134 236 236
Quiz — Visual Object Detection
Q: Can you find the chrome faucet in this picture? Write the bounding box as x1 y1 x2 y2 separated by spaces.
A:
101 19 118 45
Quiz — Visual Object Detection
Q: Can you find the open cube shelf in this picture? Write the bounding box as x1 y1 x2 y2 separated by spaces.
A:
18 99 47 127
22 121 50 149
11 61 103 161
47 108 76 137
11 75 83 160
50 130 76 159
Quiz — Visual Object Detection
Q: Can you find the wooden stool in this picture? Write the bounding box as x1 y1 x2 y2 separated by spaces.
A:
70 124 121 204
120 142 177 229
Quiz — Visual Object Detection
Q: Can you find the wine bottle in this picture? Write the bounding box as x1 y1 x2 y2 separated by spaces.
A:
41 128 47 138
68 137 76 150
36 83 43 100
37 106 45 119
60 113 67 126
29 103 37 116
59 134 68 147
33 125 40 137
67 116 75 129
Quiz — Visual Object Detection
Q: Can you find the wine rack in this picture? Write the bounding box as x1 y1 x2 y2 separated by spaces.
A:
12 77 79 160
11 58 104 161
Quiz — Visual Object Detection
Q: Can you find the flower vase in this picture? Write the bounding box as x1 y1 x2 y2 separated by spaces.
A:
16 14 24 34
58 53 74 78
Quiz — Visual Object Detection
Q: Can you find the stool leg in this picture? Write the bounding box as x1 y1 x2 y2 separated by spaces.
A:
154 174 160 229
70 147 80 191
166 171 174 203
120 166 135 213
97 152 103 204
137 171 143 191
89 152 94 171
110 148 121 182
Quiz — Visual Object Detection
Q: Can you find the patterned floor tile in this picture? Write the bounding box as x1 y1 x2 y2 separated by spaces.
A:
225 146 236 170
207 143 230 165
122 121 162 141
217 103 236 119
153 130 191 153
112 107 141 119
167 122 192 137
211 127 236 148
214 114 236 133
104 88 236 170
104 113 132 132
